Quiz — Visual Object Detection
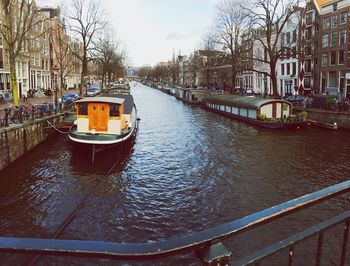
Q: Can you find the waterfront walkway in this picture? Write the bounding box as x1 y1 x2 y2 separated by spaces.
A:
0 89 80 110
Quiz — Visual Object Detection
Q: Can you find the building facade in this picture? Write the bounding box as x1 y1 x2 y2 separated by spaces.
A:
277 11 303 96
318 0 350 98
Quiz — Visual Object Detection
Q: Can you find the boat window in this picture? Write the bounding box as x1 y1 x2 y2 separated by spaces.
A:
240 108 248 117
110 104 120 116
220 105 225 111
225 106 231 112
232 107 239 115
248 109 257 119
78 103 87 115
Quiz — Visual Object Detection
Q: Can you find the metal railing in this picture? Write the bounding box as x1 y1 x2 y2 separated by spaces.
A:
0 180 350 265
0 103 74 128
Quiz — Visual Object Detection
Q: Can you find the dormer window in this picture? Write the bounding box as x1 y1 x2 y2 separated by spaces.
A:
333 3 337 12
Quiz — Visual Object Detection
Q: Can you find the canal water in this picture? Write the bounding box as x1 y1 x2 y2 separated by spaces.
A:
1 85 350 265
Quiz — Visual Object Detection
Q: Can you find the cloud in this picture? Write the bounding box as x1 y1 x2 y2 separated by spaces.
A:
166 32 193 40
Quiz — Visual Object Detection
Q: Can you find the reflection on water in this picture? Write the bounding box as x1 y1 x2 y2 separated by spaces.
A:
0 85 350 265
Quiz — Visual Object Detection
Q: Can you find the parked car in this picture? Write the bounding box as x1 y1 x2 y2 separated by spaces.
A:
0 91 13 103
285 95 309 107
86 87 100 96
61 93 80 104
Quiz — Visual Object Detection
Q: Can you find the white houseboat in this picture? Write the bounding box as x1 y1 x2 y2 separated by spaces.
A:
204 95 307 129
68 93 138 161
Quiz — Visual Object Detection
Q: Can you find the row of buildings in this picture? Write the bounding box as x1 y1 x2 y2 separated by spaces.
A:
0 2 82 99
157 0 349 98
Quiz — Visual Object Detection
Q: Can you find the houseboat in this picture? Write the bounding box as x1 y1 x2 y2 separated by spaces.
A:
109 83 130 94
68 93 138 162
176 87 210 105
203 95 307 129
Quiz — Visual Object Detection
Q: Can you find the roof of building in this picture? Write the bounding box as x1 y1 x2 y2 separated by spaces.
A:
205 95 291 110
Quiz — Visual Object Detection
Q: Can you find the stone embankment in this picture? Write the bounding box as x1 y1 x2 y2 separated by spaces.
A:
0 113 66 171
294 107 350 129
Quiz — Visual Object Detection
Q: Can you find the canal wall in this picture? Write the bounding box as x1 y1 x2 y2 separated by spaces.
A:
0 114 65 171
294 107 350 129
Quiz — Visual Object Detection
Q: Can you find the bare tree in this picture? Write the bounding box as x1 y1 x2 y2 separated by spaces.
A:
0 0 38 105
50 19 74 103
215 0 251 92
244 0 301 97
67 0 106 95
92 28 120 88
188 51 201 86
200 33 218 88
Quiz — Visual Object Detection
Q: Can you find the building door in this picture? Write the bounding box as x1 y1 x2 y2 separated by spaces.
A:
339 78 345 97
346 79 350 99
321 76 326 92
88 103 109 131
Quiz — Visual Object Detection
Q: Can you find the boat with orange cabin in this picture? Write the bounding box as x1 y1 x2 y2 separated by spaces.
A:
68 93 138 161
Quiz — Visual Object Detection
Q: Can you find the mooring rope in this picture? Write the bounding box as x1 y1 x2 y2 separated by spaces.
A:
46 120 69 134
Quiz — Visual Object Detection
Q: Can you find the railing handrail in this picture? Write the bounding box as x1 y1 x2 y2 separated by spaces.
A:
0 102 74 128
1 179 350 260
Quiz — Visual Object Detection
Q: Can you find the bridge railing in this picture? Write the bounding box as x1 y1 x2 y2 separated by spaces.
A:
0 102 74 128
0 180 350 265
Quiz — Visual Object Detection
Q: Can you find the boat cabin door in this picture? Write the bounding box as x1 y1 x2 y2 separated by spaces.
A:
88 103 109 131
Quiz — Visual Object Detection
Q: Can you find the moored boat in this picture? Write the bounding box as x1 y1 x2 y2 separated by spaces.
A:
175 87 210 105
203 95 307 129
307 119 338 130
68 93 138 162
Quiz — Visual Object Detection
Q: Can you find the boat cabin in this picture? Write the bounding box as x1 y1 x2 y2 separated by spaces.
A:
74 95 134 135
204 95 292 120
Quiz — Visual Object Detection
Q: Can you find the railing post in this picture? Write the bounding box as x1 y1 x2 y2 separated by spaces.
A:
288 246 294 266
316 232 324 266
196 241 232 265
4 108 10 127
340 220 350 266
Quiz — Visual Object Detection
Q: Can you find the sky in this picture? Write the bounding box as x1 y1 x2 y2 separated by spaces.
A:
37 0 219 67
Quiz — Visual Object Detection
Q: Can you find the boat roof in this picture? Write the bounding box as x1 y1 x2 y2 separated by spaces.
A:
101 93 134 114
205 95 291 110
75 97 125 104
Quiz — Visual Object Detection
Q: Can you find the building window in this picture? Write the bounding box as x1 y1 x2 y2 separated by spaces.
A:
305 76 311 88
333 3 337 12
286 32 290 44
305 59 311 72
280 33 285 47
306 12 313 25
322 34 329 48
340 12 347 24
286 63 290 75
323 17 330 29
281 64 284 75
306 27 312 40
322 53 328 66
332 15 338 27
292 47 296 58
330 51 336 65
339 50 345 65
292 62 296 76
340 30 346 45
305 45 312 56
331 32 338 47
292 30 297 42
0 48 3 69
